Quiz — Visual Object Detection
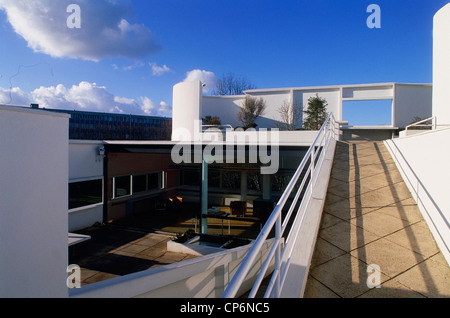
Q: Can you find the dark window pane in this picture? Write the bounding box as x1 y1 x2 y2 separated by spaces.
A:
181 170 200 186
248 173 262 191
148 172 161 190
114 176 130 198
133 175 147 194
222 171 241 190
69 179 102 209
208 170 220 188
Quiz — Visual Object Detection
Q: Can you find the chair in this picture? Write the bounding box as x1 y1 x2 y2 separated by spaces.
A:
230 201 246 217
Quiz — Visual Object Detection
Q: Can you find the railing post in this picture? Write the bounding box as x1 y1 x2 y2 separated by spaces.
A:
310 146 315 190
274 213 282 297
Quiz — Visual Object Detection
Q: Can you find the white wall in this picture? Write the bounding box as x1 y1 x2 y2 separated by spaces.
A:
433 3 450 125
173 82 431 143
386 128 450 266
202 95 244 128
394 84 432 128
172 81 203 141
69 141 105 231
248 91 292 128
0 105 69 297
69 141 104 180
296 89 341 124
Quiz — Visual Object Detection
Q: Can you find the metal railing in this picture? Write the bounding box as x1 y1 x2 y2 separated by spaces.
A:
405 116 436 132
222 113 339 298
202 124 233 132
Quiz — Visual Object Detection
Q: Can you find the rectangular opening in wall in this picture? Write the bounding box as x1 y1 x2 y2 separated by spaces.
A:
132 174 147 194
343 100 393 126
114 176 131 198
69 179 103 210
148 172 164 190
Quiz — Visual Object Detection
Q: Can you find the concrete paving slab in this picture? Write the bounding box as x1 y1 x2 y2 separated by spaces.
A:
392 256 450 298
319 212 346 229
303 276 340 298
350 237 427 278
319 221 381 252
305 140 450 298
310 237 346 267
357 279 426 298
349 211 413 237
384 221 441 258
309 253 390 298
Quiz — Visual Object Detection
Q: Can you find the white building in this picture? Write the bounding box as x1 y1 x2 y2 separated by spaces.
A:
0 2 448 299
173 81 432 142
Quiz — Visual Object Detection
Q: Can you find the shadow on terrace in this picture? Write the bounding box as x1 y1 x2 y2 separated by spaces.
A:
69 201 263 287
305 141 450 298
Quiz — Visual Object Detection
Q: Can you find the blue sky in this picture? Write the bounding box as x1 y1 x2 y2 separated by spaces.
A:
0 0 448 123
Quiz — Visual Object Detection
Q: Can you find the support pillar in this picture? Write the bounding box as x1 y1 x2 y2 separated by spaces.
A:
263 174 271 200
201 157 208 234
240 170 248 203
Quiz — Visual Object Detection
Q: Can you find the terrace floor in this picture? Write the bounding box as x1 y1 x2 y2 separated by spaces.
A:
304 140 450 298
69 207 262 287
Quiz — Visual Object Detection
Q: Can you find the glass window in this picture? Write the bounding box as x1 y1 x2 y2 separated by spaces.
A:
114 176 131 198
208 170 220 188
248 173 262 191
132 174 147 194
181 170 200 186
148 172 162 190
222 171 241 190
69 179 103 210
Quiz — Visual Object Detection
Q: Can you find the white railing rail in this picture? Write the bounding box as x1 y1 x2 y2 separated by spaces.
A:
202 124 233 132
222 113 338 298
405 116 436 132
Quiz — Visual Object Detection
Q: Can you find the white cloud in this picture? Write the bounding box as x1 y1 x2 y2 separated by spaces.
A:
184 69 218 93
149 62 171 76
0 86 31 106
139 97 172 116
29 81 171 116
0 0 160 61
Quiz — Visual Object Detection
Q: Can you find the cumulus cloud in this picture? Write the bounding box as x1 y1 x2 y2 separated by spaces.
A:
28 81 171 116
0 0 160 61
184 69 218 93
149 62 171 76
0 86 31 106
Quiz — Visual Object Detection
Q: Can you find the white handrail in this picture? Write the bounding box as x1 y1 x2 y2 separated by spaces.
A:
405 116 436 131
222 113 338 298
202 124 233 132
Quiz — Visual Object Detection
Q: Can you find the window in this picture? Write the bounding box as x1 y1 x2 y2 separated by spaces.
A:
148 172 163 190
113 172 164 199
222 171 241 190
114 176 131 198
343 100 393 126
69 179 103 210
248 173 262 191
132 174 147 194
181 170 200 186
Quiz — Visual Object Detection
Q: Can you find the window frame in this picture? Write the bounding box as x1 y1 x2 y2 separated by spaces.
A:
68 177 104 211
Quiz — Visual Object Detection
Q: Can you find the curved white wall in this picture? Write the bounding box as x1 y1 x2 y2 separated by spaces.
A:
172 81 203 141
433 3 450 125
